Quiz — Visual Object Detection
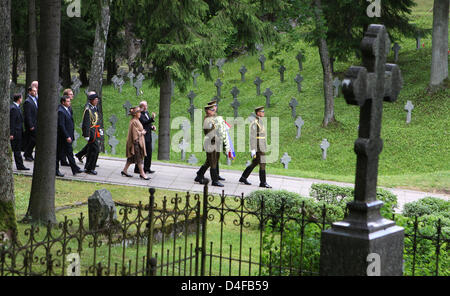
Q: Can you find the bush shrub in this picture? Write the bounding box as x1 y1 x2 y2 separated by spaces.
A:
403 197 450 219
309 183 398 218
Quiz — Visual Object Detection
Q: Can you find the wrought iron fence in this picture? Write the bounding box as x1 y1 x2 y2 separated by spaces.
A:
0 184 448 276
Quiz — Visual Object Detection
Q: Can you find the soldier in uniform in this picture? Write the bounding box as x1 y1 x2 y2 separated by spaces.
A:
82 93 102 175
207 100 225 181
194 104 224 187
239 106 272 188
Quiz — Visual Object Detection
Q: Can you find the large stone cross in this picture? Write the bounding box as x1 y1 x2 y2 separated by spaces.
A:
295 116 304 139
230 86 240 100
134 73 145 96
123 101 132 116
289 97 298 118
280 152 291 169
127 71 135 87
231 99 240 118
278 65 286 82
320 24 404 276
294 74 303 93
296 52 304 71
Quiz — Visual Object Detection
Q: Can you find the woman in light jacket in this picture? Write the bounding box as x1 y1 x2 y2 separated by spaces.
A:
121 106 150 180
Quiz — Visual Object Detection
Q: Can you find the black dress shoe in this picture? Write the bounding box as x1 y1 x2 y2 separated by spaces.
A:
139 175 151 180
24 157 34 162
17 166 30 171
239 177 251 185
56 171 65 177
212 181 224 187
121 171 132 177
73 169 85 176
75 154 84 163
259 183 272 189
86 170 98 175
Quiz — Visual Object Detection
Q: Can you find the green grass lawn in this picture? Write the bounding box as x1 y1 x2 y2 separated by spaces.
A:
13 0 449 193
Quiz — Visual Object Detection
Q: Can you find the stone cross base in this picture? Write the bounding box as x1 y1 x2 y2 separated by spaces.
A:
319 221 404 276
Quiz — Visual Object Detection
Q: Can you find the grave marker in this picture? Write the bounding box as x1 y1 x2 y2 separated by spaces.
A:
123 101 132 116
192 71 200 87
134 73 145 96
404 100 414 124
289 97 298 118
127 71 135 87
263 88 273 108
254 77 263 96
187 154 198 165
295 116 304 139
280 152 291 169
239 65 247 82
259 55 266 71
230 86 240 100
320 139 329 160
333 77 341 98
294 74 303 93
392 42 401 63
231 99 241 118
320 24 404 276
278 65 286 82
215 78 223 98
187 91 196 106
296 52 304 71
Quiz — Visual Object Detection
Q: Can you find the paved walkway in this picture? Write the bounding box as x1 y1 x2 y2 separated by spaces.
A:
13 156 449 212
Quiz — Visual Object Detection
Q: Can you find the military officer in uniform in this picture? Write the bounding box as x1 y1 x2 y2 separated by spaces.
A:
194 104 224 187
207 100 226 181
239 106 272 188
82 93 102 175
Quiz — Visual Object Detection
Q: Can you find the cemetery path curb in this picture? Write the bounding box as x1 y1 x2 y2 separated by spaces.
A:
14 156 449 213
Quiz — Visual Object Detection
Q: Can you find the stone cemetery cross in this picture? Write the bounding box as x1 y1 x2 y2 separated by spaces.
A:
188 104 196 123
294 74 303 93
289 97 298 119
123 101 132 116
127 71 135 87
296 52 303 71
404 100 414 124
187 91 196 106
187 154 198 165
255 43 263 52
118 67 126 77
333 77 341 98
320 24 404 276
392 43 401 63
216 58 226 73
231 98 241 118
215 78 223 98
239 65 247 82
117 77 125 93
280 152 291 169
134 73 145 96
254 77 263 96
179 138 189 161
111 75 119 90
320 139 329 160
263 88 273 108
230 86 240 101
295 116 304 139
108 135 119 155
278 65 286 82
259 55 266 71
109 114 118 129
192 71 200 87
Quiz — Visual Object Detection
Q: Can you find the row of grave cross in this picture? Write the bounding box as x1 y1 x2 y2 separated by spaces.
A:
111 70 145 96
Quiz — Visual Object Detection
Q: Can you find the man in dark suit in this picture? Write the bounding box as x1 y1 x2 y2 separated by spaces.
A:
10 93 29 170
56 96 84 177
23 86 38 161
59 88 74 166
133 100 156 174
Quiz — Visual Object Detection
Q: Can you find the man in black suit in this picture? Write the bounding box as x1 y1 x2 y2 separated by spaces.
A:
133 101 156 174
10 94 29 171
56 96 84 177
59 88 74 167
23 86 38 161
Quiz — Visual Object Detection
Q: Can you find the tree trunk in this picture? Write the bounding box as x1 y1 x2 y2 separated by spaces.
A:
60 37 71 88
314 0 336 127
0 0 17 239
27 0 61 225
88 0 111 153
26 0 38 88
430 0 449 90
12 45 19 84
158 69 172 160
